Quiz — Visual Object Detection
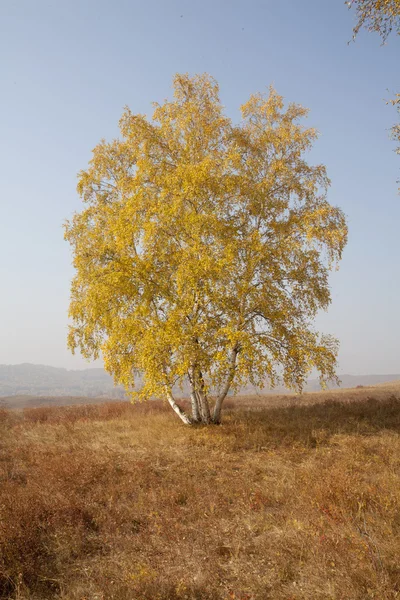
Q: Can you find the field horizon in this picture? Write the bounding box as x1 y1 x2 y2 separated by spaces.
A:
1 364 399 409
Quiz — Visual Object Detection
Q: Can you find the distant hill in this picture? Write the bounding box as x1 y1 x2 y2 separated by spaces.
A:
306 373 400 391
0 363 399 399
0 363 125 398
235 374 400 396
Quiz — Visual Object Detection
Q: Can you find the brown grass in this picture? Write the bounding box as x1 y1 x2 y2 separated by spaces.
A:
1 388 400 599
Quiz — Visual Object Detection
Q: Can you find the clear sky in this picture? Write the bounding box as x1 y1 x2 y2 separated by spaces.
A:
0 0 399 374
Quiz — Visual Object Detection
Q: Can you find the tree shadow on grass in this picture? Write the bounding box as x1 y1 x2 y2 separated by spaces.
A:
226 395 400 449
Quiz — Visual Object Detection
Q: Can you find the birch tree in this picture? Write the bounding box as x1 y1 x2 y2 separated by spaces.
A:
65 73 347 425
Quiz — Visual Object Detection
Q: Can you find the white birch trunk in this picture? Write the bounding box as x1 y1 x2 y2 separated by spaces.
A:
190 393 201 422
165 389 192 425
197 389 211 424
197 370 211 423
188 368 201 422
189 366 211 424
213 347 238 424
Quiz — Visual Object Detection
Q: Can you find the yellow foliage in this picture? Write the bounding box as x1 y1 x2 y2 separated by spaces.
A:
347 0 400 41
64 73 347 423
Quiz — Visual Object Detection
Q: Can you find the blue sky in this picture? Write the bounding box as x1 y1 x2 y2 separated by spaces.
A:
0 0 399 374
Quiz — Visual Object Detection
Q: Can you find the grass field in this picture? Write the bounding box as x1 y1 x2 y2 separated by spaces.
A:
1 384 400 599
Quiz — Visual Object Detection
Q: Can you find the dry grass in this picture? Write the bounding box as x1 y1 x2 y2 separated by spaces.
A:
1 387 400 600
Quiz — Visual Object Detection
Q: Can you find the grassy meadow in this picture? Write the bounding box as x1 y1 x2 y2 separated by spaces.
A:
1 384 400 599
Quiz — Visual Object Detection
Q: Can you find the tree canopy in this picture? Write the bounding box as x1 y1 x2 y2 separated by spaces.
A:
65 74 347 424
347 0 400 41
390 94 400 190
347 0 400 191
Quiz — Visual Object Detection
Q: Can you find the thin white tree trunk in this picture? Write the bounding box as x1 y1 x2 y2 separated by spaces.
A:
197 389 211 424
189 366 211 424
190 393 201 422
213 346 238 424
165 389 192 425
188 369 201 422
197 370 211 423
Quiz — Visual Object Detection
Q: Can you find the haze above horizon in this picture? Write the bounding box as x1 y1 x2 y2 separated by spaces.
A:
1 0 399 374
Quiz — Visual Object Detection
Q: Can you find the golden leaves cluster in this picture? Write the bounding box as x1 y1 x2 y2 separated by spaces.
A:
65 74 347 398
